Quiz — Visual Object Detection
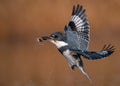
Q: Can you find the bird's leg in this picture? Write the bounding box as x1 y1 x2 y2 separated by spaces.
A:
71 65 77 70
66 60 77 70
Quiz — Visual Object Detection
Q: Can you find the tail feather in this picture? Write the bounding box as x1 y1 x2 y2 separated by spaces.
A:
78 66 91 81
77 57 91 81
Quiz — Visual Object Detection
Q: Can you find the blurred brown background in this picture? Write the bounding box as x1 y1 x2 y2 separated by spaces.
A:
0 0 120 86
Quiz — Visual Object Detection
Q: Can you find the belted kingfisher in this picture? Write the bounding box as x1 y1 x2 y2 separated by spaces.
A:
37 4 115 80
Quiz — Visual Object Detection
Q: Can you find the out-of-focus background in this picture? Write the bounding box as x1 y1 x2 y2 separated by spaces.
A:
0 0 120 86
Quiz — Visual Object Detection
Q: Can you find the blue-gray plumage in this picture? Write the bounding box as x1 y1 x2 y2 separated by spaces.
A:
37 4 115 81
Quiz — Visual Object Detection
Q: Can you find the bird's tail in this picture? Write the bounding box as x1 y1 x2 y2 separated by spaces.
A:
76 57 91 81
78 66 91 81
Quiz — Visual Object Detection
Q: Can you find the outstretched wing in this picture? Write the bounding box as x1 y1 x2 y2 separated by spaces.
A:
65 4 90 50
71 44 115 60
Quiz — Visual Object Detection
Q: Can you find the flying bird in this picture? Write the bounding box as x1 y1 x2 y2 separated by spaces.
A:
37 4 115 80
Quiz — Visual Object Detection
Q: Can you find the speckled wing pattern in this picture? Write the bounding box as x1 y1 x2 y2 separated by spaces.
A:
65 4 115 60
65 4 90 50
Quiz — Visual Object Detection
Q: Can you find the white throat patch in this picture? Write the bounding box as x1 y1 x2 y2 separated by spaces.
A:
50 40 68 48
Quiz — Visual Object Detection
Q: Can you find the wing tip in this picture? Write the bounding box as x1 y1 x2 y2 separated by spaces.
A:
102 44 115 54
72 4 85 16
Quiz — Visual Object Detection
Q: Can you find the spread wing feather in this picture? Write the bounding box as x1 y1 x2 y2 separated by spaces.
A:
70 44 115 60
65 4 90 50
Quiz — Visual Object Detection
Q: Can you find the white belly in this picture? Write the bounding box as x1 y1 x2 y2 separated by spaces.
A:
63 49 77 66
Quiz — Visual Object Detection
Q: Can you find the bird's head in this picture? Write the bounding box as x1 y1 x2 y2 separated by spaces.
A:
37 32 68 48
49 32 64 41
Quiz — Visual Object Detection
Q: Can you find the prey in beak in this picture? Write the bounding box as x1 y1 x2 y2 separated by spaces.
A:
37 36 51 42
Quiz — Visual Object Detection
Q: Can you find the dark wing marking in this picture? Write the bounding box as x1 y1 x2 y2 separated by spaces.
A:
70 44 115 60
70 4 89 41
65 4 90 50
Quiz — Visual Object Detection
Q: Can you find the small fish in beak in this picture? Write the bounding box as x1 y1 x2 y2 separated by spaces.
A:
37 36 50 42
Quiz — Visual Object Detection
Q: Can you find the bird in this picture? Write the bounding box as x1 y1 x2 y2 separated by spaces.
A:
37 4 115 80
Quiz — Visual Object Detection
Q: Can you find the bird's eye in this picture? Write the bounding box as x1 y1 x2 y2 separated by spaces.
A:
51 34 58 39
54 35 58 38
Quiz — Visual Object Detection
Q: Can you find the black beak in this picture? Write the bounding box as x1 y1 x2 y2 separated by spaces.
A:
37 36 50 42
